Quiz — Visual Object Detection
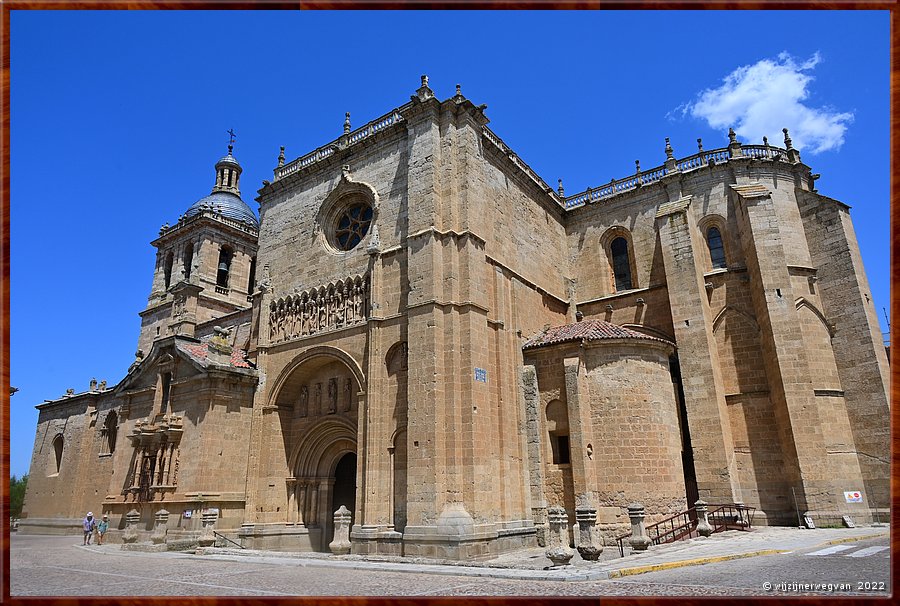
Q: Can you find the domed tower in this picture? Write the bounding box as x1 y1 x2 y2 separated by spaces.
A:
137 144 260 355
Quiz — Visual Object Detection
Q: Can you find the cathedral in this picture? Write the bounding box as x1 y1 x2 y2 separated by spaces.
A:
21 77 890 559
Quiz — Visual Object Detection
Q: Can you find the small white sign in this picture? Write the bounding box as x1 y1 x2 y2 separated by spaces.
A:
844 491 863 503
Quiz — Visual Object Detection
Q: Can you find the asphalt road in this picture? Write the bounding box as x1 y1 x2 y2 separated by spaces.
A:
7 534 891 597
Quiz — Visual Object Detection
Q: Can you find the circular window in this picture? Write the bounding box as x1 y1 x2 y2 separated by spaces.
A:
334 202 373 251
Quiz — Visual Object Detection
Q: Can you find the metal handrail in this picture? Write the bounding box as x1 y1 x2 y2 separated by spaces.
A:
213 530 244 549
616 502 756 557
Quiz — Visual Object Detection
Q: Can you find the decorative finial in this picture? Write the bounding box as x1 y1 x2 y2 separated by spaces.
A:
665 137 674 160
763 136 768 146
456 84 461 96
697 138 704 153
421 74 429 88
277 146 285 168
557 179 564 197
344 112 351 135
227 128 236 146
783 128 793 150
728 128 737 144
635 159 641 173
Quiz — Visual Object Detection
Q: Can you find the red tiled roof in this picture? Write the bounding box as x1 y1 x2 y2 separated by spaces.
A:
177 341 252 369
523 319 673 350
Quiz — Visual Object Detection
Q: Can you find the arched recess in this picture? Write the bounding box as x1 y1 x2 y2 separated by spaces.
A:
712 305 759 334
795 298 835 338
712 306 766 395
50 434 64 476
796 298 841 391
270 347 365 551
697 214 731 271
385 341 408 533
269 345 367 407
600 226 638 293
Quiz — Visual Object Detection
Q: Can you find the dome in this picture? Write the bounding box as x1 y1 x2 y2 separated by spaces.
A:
216 152 241 169
184 191 259 227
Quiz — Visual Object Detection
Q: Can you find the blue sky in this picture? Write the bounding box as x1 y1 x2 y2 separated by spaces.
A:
9 10 890 479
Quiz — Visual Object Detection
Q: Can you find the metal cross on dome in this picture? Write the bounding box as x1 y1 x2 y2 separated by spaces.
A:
227 128 236 145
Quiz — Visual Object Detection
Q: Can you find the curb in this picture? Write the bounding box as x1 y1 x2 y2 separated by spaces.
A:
607 549 789 578
821 531 889 547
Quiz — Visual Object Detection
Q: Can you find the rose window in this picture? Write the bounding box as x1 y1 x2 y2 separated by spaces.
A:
335 202 373 251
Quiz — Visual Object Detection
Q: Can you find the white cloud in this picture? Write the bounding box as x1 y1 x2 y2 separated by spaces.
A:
684 52 853 154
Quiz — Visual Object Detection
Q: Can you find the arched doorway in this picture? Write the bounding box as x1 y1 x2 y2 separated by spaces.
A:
328 453 357 545
272 348 364 552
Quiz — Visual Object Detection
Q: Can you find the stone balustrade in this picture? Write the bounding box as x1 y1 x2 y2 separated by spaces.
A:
564 140 794 210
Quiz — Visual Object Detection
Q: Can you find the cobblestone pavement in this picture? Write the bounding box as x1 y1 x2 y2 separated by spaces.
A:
9 525 890 597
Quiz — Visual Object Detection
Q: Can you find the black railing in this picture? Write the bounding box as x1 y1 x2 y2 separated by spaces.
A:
213 531 244 549
616 503 756 557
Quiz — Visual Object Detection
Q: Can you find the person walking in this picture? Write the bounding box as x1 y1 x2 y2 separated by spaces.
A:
82 512 96 545
96 514 109 545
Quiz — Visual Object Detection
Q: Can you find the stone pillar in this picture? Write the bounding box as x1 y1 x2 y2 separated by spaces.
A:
563 356 597 510
329 506 352 555
655 196 738 504
121 509 140 544
198 511 218 547
732 183 865 517
297 481 308 526
150 509 169 545
287 479 296 524
522 364 548 547
545 506 574 566
575 507 603 561
695 500 712 537
627 503 652 551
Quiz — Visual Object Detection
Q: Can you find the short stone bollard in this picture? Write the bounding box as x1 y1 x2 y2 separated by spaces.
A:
198 511 218 547
121 509 141 544
734 502 749 527
575 507 603 561
328 505 352 555
627 503 652 551
545 506 574 566
150 509 169 545
695 500 712 537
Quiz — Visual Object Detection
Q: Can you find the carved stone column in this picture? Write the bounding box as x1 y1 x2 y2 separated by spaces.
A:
628 503 652 551
575 507 603 561
545 506 574 566
198 511 218 547
121 509 141 544
329 505 352 555
695 500 712 537
150 509 169 545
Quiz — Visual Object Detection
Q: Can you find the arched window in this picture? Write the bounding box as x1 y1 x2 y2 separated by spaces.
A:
183 243 194 281
51 434 64 475
163 252 174 289
706 227 727 269
610 237 634 291
160 372 172 414
248 256 257 293
101 411 118 455
545 400 570 465
217 246 232 288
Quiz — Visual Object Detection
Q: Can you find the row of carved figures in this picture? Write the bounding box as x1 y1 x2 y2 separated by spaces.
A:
269 276 369 344
296 377 354 417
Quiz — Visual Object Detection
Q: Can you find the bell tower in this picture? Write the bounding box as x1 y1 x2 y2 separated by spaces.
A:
136 141 260 356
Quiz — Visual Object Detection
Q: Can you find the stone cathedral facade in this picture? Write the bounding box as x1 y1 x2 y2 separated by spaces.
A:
21 78 890 559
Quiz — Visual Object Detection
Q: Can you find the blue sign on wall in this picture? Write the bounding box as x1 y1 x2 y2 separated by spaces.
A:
474 367 487 383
